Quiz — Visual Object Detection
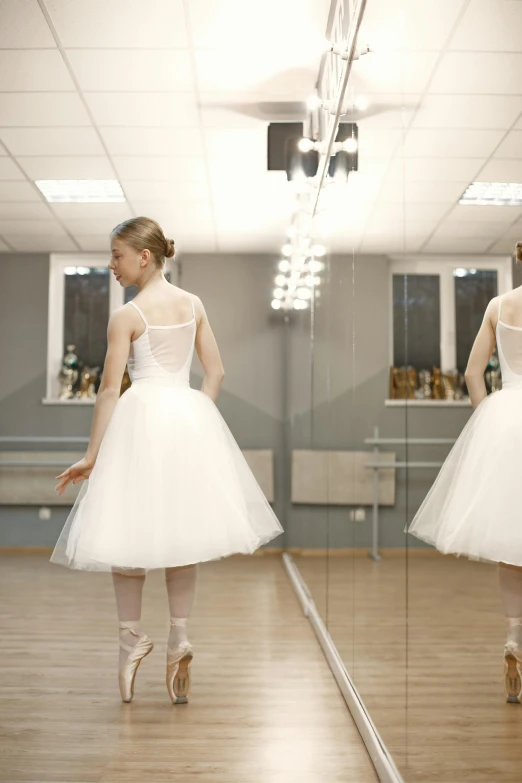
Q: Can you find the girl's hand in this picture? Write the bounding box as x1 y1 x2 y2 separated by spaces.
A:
55 457 94 495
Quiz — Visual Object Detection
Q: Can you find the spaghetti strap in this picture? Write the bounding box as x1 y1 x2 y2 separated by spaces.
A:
189 294 196 321
498 296 502 325
129 300 148 329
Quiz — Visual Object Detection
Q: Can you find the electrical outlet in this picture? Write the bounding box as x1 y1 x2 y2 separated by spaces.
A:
38 507 51 521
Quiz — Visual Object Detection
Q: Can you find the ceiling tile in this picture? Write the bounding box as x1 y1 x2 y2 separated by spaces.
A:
0 93 91 126
200 103 273 130
195 50 317 95
402 128 504 158
0 182 42 200
189 0 328 54
0 50 75 91
99 127 204 157
122 180 209 201
0 158 24 180
422 235 496 253
350 51 438 95
435 220 512 238
74 235 113 252
62 218 123 235
489 237 520 254
494 131 522 159
49 202 131 221
0 220 68 236
447 204 522 223
355 96 421 130
112 156 207 182
0 1 56 48
130 201 213 228
85 93 199 127
67 50 193 92
477 159 522 182
430 53 522 95
45 0 188 47
391 157 482 182
18 155 116 180
3 235 78 251
0 127 105 156
0 202 54 220
379 179 469 204
411 94 522 130
450 0 522 52
359 0 466 50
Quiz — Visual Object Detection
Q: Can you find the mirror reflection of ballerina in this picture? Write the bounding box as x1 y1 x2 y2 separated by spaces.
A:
406 241 522 703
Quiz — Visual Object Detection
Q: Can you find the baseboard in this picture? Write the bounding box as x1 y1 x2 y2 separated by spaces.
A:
281 551 405 783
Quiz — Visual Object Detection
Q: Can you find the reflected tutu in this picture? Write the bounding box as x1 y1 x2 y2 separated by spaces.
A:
50 378 284 571
407 385 522 566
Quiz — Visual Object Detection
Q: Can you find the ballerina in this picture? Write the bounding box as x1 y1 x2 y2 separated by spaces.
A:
51 216 284 704
407 242 522 702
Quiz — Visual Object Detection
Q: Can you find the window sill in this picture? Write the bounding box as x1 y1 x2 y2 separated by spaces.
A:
385 398 471 407
41 397 96 406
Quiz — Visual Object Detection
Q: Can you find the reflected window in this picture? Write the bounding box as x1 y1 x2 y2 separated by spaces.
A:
454 268 497 373
63 266 110 368
393 274 440 369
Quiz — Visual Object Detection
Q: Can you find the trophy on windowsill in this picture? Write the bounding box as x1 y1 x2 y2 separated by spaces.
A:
58 344 79 400
76 365 100 400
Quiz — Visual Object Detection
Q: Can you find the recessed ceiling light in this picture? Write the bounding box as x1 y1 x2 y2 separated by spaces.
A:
459 182 522 206
35 179 125 203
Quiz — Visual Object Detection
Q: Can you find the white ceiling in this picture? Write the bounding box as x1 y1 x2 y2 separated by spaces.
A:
0 0 521 256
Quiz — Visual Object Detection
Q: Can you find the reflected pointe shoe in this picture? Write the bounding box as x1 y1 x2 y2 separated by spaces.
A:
504 618 522 704
118 621 154 703
166 618 194 705
504 641 522 703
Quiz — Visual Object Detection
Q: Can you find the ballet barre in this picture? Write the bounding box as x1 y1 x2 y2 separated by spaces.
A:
364 426 456 562
0 436 88 467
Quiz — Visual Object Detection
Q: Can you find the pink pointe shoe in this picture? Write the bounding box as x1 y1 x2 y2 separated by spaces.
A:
118 621 154 703
166 618 194 704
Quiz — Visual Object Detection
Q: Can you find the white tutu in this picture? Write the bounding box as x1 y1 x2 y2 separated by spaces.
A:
407 385 522 566
50 379 284 571
407 298 522 566
50 295 284 572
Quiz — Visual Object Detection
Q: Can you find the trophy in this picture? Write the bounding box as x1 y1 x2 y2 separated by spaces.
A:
58 344 79 399
417 369 432 399
432 367 445 399
76 365 100 400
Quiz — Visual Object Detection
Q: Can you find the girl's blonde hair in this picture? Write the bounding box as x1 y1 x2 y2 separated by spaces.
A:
516 242 522 264
111 216 175 266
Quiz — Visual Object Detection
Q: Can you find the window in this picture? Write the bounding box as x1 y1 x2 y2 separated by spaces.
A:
45 254 173 403
389 255 512 400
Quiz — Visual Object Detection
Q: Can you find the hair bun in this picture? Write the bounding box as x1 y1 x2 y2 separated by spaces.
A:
164 237 175 259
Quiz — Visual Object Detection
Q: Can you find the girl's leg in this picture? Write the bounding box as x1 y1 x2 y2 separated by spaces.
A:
111 567 147 668
498 562 522 645
164 564 198 649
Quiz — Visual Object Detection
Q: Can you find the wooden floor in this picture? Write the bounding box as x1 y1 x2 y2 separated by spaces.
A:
0 554 378 783
295 552 522 783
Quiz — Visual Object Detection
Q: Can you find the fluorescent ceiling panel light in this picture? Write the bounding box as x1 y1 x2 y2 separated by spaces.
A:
459 182 522 206
35 179 125 203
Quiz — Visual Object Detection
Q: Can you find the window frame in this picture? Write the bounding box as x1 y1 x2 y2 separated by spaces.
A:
388 254 512 374
45 253 125 403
